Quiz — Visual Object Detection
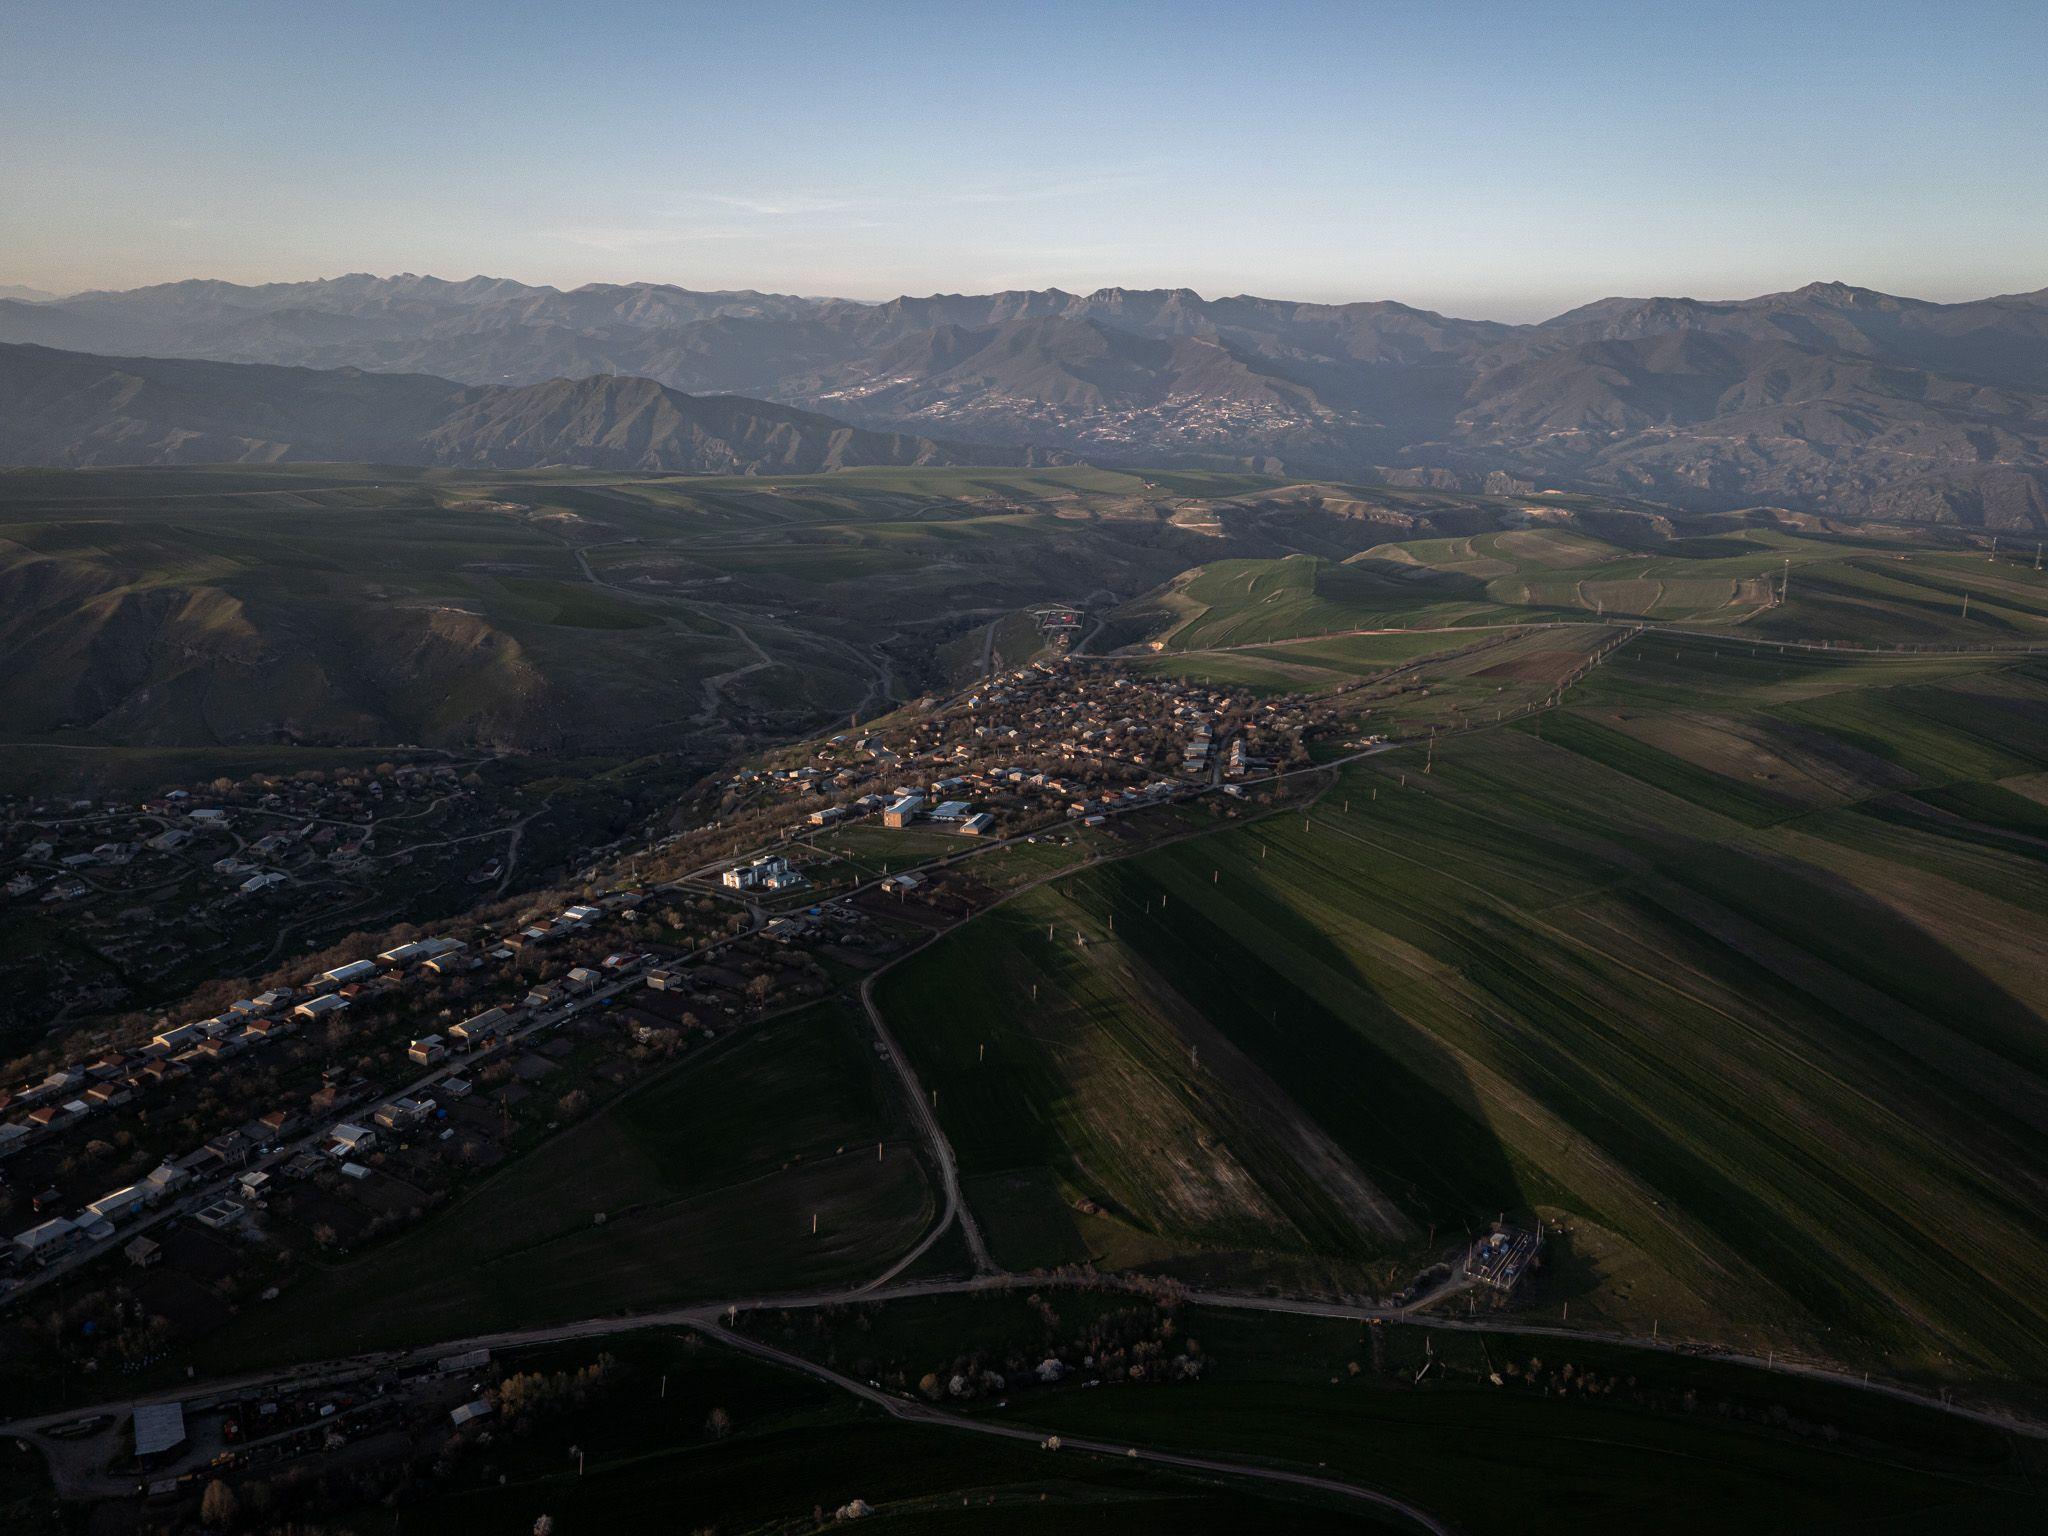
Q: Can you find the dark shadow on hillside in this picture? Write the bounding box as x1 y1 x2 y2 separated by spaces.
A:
1068 858 1530 1240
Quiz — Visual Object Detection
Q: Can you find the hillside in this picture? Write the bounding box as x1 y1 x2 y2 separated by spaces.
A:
0 463 1507 755
0 343 1041 473
7 275 2048 524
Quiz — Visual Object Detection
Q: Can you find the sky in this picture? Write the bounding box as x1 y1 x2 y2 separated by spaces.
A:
3 0 2044 321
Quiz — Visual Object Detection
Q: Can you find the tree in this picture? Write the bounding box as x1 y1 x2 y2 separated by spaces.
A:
200 1478 239 1528
704 1405 733 1439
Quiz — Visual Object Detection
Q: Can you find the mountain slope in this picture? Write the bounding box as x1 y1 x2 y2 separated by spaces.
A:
0 343 1044 472
5 274 2048 523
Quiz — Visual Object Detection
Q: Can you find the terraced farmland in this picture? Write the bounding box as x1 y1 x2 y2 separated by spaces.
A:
877 640 2048 1397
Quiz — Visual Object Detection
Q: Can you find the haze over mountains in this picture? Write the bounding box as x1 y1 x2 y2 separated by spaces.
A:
5 272 2048 525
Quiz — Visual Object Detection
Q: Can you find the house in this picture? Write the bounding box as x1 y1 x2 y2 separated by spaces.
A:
237 1170 271 1200
240 871 288 895
327 1123 377 1158
132 1400 187 1458
880 872 926 894
564 966 602 993
561 904 601 925
83 1184 153 1226
194 1199 245 1231
449 1398 495 1428
959 813 996 836
882 795 925 828
373 1097 435 1131
253 1108 300 1145
408 1035 447 1066
317 959 378 989
144 1161 189 1195
125 1236 162 1268
148 1023 204 1055
137 1058 187 1088
378 935 467 968
13 1216 81 1263
450 1007 509 1048
295 993 350 1022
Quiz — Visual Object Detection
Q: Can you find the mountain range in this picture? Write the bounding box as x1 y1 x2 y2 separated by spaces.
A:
0 343 1043 474
5 273 2048 525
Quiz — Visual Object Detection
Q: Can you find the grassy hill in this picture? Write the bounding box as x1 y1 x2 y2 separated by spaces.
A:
1116 523 2048 656
0 464 1692 765
876 638 2048 1399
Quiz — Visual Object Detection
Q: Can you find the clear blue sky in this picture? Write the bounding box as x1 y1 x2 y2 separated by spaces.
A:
4 0 2043 319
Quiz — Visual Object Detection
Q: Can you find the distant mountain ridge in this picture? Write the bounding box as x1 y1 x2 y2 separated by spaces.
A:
4 273 2048 525
0 343 1052 473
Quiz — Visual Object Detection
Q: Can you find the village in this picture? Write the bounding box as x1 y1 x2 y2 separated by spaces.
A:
670 657 1334 886
0 760 525 1035
0 653 1360 1495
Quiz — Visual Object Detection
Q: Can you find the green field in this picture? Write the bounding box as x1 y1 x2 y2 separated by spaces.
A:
338 1328 1397 1536
990 1306 2043 1536
746 1292 2044 1536
1126 628 1485 693
1119 526 2048 654
877 641 2048 1397
203 1003 934 1365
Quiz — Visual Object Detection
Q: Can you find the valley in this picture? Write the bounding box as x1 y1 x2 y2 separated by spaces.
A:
4 465 2048 1535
